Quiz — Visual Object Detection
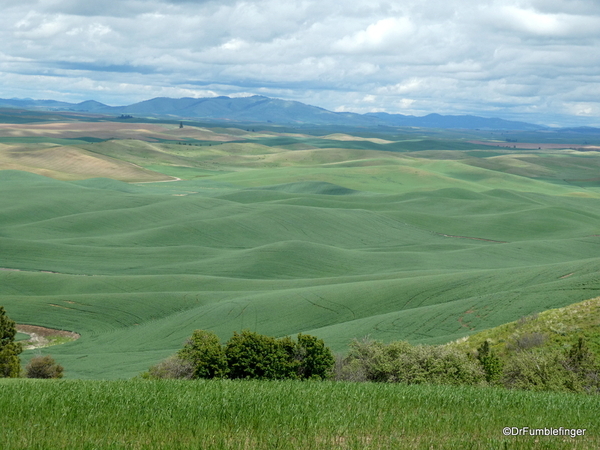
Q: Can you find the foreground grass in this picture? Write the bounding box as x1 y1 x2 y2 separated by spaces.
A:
1 379 597 449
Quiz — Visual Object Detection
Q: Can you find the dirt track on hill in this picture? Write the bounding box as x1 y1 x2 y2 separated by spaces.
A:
17 325 80 350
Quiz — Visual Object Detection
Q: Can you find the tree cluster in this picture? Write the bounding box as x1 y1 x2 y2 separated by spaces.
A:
146 329 335 381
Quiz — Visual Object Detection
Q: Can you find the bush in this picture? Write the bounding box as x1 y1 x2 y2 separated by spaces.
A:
338 337 403 382
388 345 485 385
144 355 195 380
508 332 547 352
340 338 485 385
25 355 64 379
0 306 22 378
502 349 571 392
178 330 227 379
477 340 503 384
562 337 600 393
501 337 600 393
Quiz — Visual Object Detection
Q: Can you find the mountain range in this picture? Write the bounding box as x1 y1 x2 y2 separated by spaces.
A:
0 95 545 130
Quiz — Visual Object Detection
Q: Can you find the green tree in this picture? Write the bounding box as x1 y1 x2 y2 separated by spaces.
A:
178 330 228 379
295 333 335 380
477 340 503 384
25 355 64 379
0 306 22 378
225 330 296 380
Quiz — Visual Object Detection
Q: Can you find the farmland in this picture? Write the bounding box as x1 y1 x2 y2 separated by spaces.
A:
2 114 600 378
1 379 598 450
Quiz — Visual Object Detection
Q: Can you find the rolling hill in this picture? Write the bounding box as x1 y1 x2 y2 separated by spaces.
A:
1 118 600 379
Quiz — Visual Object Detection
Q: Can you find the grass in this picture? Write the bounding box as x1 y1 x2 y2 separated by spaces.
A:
14 332 29 341
451 296 600 357
0 379 598 449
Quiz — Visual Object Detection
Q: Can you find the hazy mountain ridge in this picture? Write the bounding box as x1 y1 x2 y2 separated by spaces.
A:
0 95 545 130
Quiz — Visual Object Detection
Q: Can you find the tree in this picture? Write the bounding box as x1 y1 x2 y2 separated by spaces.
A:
477 340 503 384
225 330 295 380
25 355 64 379
0 306 22 378
178 330 228 379
295 333 335 380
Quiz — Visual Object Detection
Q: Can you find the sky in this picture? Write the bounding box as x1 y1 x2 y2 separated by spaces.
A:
1 0 600 126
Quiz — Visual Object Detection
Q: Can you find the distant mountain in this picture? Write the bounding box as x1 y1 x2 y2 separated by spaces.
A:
364 112 543 131
0 96 545 130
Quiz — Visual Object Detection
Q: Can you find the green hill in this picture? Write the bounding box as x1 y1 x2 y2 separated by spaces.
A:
450 296 600 357
2 163 600 378
2 119 600 379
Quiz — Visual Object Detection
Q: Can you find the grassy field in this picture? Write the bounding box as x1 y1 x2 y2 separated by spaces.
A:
0 379 598 449
2 118 600 378
451 296 600 356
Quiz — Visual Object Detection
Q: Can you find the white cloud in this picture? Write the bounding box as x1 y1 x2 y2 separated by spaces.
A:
333 17 415 53
0 0 599 125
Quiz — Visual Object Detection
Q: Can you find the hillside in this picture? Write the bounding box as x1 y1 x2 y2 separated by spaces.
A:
451 297 600 357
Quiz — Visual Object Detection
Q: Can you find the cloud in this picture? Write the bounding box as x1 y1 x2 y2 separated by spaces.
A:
333 17 415 53
0 0 599 125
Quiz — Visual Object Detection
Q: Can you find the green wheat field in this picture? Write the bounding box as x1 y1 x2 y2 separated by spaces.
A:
1 379 598 450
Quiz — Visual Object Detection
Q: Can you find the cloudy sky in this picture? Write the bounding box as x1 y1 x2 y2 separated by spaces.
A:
1 0 600 126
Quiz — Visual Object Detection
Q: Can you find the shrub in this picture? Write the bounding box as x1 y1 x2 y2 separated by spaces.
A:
508 332 547 352
341 338 485 385
341 337 402 382
477 340 503 384
562 337 600 393
0 306 22 378
25 355 64 379
502 349 570 392
388 345 485 385
144 355 195 380
178 330 227 379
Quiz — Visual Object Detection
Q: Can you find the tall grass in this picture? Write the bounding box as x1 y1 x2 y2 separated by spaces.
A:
1 379 598 449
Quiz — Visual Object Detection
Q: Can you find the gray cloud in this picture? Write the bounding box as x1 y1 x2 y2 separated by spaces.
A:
0 0 599 125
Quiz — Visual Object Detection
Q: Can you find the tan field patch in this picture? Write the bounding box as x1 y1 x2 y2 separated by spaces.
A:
322 133 394 144
0 122 241 142
0 143 172 181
